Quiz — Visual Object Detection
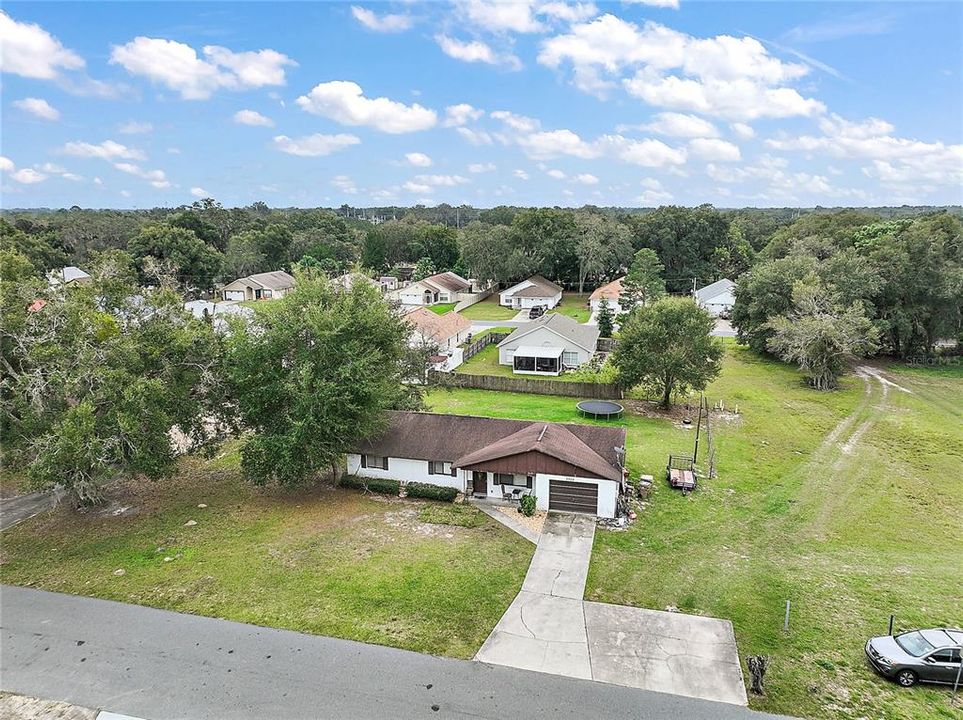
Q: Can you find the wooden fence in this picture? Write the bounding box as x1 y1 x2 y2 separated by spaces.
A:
430 371 623 399
462 331 509 362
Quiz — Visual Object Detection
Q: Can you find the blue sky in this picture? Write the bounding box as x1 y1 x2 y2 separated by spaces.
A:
1 1 961 209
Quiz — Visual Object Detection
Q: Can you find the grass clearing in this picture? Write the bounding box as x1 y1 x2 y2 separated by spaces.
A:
427 302 457 315
455 344 591 382
419 503 488 528
550 292 591 323
427 347 963 720
0 451 533 659
457 296 519 321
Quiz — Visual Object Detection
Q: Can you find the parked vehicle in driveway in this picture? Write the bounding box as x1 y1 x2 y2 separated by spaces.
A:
865 628 963 687
528 305 546 319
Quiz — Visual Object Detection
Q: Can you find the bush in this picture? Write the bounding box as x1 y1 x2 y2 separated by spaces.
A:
519 494 537 517
338 475 400 496
406 482 458 502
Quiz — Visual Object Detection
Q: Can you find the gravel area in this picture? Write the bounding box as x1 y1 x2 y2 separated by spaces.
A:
496 506 547 535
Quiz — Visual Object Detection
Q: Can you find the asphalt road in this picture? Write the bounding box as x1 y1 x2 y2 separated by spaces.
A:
0 586 787 720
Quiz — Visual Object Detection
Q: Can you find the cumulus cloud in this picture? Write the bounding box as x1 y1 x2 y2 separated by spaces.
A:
538 2 599 23
608 136 688 167
11 167 47 184
13 97 60 121
443 103 484 127
350 6 413 33
538 15 822 120
272 133 361 157
456 127 494 145
113 162 171 188
119 120 153 134
0 11 84 79
191 187 209 198
547 168 566 179
514 169 530 180
468 162 496 173
233 109 274 126
730 122 755 139
640 112 718 138
61 140 145 161
461 0 546 33
331 175 358 194
296 81 437 133
110 37 296 100
436 35 521 69
572 173 599 185
0 156 14 172
405 152 433 167
688 137 741 161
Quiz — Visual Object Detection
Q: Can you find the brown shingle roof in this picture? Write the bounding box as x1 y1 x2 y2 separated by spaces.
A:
355 411 625 482
507 275 563 298
422 272 470 293
590 277 624 301
405 307 471 342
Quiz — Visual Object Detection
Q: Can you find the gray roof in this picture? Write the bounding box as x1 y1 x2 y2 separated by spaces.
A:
505 275 563 299
498 312 600 354
422 272 470 293
355 411 625 482
694 279 735 303
48 266 91 284
241 270 295 290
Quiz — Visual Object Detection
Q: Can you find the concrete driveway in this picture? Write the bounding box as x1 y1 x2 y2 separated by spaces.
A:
476 513 748 706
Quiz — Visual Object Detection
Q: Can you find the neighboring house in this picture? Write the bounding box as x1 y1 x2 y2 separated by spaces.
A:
694 279 736 317
378 276 398 292
349 411 627 517
497 313 599 375
221 271 295 302
48 266 91 286
589 276 628 315
499 275 563 310
397 272 473 306
332 272 381 292
405 307 471 350
183 299 253 331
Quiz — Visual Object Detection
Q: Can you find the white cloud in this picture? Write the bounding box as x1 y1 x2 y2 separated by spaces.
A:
405 152 433 167
456 127 494 145
538 2 599 23
0 156 15 172
606 136 688 167
113 162 171 188
331 175 358 194
0 11 84 79
688 137 741 162
519 129 602 160
296 81 437 133
413 174 470 187
572 173 599 185
443 103 484 127
538 15 822 120
402 181 432 194
38 162 82 181
272 133 361 157
110 38 295 100
514 169 530 180
491 110 541 134
190 187 209 198
730 122 755 139
11 168 47 184
641 112 718 138
461 0 546 33
350 6 413 33
436 35 521 69
233 109 274 127
61 140 145 161
547 168 566 179
468 162 496 173
119 120 153 134
13 97 60 121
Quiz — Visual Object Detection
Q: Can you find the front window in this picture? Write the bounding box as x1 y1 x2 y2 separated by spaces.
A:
429 461 455 476
362 454 388 470
562 351 578 366
895 631 936 657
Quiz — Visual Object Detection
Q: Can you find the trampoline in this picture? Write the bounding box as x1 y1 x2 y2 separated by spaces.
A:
577 400 624 420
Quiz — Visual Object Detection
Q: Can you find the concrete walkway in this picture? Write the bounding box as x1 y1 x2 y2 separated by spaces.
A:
476 513 749 706
472 501 540 544
1 585 781 720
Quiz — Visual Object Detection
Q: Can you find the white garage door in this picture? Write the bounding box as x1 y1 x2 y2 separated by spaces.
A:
224 290 246 302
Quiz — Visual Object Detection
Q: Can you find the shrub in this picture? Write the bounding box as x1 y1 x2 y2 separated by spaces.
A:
519 494 537 517
338 475 400 496
419 504 486 528
406 482 458 502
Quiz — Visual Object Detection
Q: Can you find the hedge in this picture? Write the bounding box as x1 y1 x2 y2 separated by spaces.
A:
405 482 459 502
339 475 400 496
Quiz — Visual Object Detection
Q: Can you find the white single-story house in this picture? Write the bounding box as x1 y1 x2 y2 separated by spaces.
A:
499 275 563 310
497 313 599 375
348 411 627 517
221 270 295 302
396 272 472 306
694 279 736 317
589 276 629 315
183 299 253 331
48 266 91 287
379 276 398 292
405 307 471 350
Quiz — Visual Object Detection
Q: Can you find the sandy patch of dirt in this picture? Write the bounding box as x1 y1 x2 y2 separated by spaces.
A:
496 506 546 535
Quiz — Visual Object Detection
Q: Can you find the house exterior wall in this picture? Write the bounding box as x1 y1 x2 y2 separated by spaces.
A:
399 287 430 305
515 292 561 310
476 470 616 517
590 298 625 315
346 454 467 492
698 288 735 316
498 327 592 367
409 326 469 350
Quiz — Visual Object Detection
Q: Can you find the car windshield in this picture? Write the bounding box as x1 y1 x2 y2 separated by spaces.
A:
895 631 936 657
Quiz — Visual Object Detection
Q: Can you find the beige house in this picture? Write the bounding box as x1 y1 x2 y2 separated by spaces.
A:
405 307 471 350
497 313 599 376
590 277 627 315
221 271 295 301
396 272 473 306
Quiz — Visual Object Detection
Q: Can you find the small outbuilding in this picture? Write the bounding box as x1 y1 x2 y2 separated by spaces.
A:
694 279 736 317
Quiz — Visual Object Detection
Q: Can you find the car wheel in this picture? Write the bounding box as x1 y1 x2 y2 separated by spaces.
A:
896 669 918 687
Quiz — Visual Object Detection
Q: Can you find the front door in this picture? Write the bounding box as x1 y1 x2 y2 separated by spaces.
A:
471 471 488 496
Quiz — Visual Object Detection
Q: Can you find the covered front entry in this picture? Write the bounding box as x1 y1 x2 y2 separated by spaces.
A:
548 479 598 514
471 471 488 496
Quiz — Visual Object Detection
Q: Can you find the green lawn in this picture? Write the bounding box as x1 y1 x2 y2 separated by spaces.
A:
455 343 591 382
0 451 533 659
550 292 592 323
457 296 519 321
427 348 963 720
464 327 514 344
427 302 457 315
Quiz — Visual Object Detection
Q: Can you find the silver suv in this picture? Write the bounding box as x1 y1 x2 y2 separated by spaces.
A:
865 628 962 687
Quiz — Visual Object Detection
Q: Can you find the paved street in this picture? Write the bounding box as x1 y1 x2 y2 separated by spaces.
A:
0 585 783 720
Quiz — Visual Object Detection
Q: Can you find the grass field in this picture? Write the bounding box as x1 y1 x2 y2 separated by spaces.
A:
550 292 592 322
457 296 519 321
427 302 457 315
0 450 533 659
427 348 963 720
456 343 589 382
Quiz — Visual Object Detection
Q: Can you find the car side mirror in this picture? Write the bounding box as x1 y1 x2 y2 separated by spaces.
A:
924 656 936 663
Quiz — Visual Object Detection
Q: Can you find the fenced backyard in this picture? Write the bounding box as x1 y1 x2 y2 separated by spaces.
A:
430 371 624 399
462 331 510 362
